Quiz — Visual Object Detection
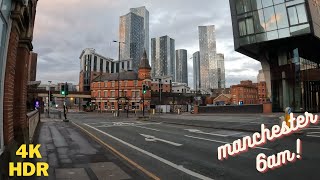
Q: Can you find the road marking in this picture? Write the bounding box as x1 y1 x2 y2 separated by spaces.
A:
133 126 161 132
84 124 214 180
185 129 227 137
140 134 182 146
72 122 160 180
307 135 320 138
305 127 320 130
308 132 320 135
184 135 271 151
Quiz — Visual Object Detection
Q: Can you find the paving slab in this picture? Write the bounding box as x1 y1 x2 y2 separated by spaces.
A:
90 162 131 180
55 168 90 180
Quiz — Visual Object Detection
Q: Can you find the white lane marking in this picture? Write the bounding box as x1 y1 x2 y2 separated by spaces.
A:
228 132 244 136
184 135 271 151
305 127 320 130
84 124 214 180
140 134 182 146
185 129 227 137
308 132 320 134
133 126 161 132
307 135 320 138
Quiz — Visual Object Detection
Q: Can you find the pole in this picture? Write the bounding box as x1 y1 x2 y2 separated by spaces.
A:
64 82 68 121
100 72 102 113
48 81 51 117
143 88 145 117
117 41 120 117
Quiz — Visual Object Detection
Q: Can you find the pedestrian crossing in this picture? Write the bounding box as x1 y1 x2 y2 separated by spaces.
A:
305 124 320 138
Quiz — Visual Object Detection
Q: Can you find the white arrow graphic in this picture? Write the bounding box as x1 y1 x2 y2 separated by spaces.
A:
185 129 229 137
140 134 183 147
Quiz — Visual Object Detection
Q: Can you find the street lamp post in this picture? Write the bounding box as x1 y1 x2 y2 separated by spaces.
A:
113 40 125 117
48 81 52 117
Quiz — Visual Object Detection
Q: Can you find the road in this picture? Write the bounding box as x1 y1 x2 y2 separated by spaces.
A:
69 112 320 180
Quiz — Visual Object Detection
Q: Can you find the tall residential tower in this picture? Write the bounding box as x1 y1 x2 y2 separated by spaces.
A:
151 35 175 80
175 49 188 85
193 51 201 91
119 6 149 72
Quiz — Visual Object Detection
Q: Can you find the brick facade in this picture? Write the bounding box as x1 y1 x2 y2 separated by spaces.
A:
231 80 258 105
1 0 38 178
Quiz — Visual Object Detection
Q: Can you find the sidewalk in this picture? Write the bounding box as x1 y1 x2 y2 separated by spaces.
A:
32 118 147 180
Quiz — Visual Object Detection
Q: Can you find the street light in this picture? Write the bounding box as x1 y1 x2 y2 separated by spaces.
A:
112 40 125 117
48 81 52 117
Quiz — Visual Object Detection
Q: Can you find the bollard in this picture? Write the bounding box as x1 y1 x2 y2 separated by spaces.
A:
284 107 292 127
178 108 180 115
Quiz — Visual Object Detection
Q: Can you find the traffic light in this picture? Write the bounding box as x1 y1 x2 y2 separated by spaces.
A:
50 93 54 101
60 83 69 96
142 85 147 94
60 84 65 95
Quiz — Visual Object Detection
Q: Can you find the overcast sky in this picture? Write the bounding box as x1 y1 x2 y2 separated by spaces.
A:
33 0 262 88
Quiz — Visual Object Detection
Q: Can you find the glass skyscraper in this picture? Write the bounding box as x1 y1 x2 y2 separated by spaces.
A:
216 53 226 89
175 49 188 85
193 51 201 91
151 35 176 80
199 25 218 90
229 0 320 112
119 6 149 73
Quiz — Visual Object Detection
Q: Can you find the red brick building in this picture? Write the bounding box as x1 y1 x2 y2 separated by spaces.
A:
231 80 258 105
151 76 172 93
0 0 38 178
258 81 268 104
91 51 152 111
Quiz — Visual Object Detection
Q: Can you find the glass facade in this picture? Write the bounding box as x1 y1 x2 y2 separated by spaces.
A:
235 0 310 45
151 35 175 80
120 9 147 73
175 49 188 85
193 51 201 90
230 0 320 112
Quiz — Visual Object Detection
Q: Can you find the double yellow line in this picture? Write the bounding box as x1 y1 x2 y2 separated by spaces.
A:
72 122 160 180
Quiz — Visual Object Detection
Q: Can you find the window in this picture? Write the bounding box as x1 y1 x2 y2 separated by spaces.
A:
111 102 115 110
111 91 115 97
98 91 101 98
106 62 109 73
134 80 138 86
125 80 128 87
261 0 273 8
263 6 277 31
288 4 307 26
238 18 254 36
236 0 252 14
112 81 115 87
0 0 10 152
100 59 103 72
274 4 289 29
251 0 263 10
104 91 107 97
94 56 97 71
105 81 108 87
253 10 266 33
104 102 108 110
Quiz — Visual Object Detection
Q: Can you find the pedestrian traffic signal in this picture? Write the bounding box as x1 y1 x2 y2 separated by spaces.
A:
142 85 147 94
60 84 65 95
50 93 53 101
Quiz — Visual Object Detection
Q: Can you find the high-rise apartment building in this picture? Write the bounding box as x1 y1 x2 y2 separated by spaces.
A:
119 6 149 72
216 53 226 89
175 49 188 85
199 25 217 90
151 36 176 80
130 6 149 58
193 51 201 91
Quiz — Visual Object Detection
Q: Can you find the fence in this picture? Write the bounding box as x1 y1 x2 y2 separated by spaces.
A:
27 110 40 143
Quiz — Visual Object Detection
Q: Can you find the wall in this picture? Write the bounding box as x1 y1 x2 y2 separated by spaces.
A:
199 104 263 113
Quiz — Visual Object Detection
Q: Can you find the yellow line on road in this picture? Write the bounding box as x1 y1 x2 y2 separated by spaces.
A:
72 122 161 180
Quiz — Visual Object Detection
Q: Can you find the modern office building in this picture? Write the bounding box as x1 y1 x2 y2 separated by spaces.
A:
130 6 150 58
229 0 320 112
151 36 176 80
257 69 266 83
119 12 144 72
199 25 218 90
175 49 188 85
79 48 132 92
216 53 226 89
193 51 201 91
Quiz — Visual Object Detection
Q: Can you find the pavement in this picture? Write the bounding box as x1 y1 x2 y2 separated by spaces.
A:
67 112 320 180
32 118 148 180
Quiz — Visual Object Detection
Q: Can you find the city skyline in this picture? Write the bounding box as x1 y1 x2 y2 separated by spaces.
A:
33 0 262 88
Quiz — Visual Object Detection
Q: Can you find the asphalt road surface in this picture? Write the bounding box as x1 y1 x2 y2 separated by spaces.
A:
69 112 320 180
